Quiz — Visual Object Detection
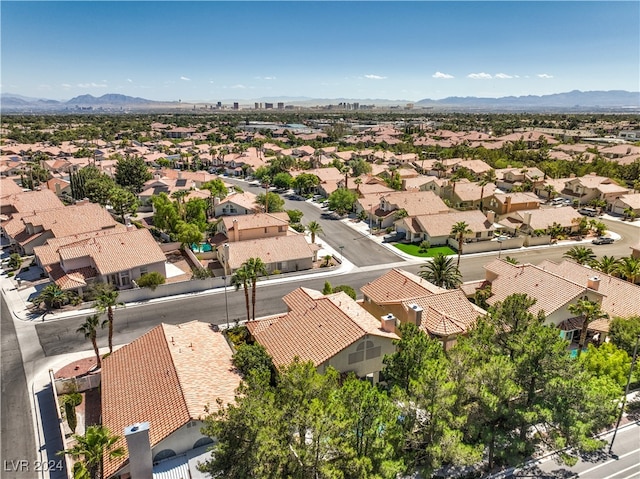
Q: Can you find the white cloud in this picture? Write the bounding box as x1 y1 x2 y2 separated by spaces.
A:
364 74 387 80
433 71 454 79
537 73 554 79
467 72 492 80
180 76 191 81
230 84 247 89
495 73 513 79
77 82 107 88
255 76 276 80
127 78 133 83
61 83 72 88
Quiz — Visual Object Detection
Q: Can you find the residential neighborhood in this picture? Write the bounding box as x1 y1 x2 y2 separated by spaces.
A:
1 111 640 479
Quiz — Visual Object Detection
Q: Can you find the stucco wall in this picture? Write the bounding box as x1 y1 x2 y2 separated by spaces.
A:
319 335 396 383
151 421 211 464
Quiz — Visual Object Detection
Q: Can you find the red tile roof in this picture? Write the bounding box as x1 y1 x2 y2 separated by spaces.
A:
247 289 398 367
361 268 445 304
101 321 241 478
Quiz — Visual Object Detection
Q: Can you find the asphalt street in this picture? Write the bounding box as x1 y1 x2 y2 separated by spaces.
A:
1 294 36 479
513 422 640 478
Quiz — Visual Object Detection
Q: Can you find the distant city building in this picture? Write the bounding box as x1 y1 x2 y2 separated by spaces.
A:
277 102 284 110
233 102 239 110
265 102 273 109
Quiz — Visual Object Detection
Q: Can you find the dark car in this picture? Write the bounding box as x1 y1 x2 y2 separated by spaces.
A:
592 236 614 245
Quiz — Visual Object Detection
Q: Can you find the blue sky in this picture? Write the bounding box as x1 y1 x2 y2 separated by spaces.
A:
2 1 638 102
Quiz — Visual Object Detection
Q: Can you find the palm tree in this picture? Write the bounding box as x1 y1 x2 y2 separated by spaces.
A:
623 207 637 221
231 265 251 321
543 184 556 202
567 299 608 358
95 288 124 354
433 160 446 178
617 256 640 284
563 245 596 266
306 221 323 244
478 169 496 211
33 283 70 311
61 425 124 479
171 190 189 220
418 253 462 289
77 314 102 369
591 255 621 275
245 257 268 320
450 221 472 268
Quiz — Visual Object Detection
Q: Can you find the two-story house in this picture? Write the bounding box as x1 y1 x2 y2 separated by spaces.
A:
247 287 399 383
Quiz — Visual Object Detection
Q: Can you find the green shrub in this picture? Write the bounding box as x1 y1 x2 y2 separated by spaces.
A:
271 269 281 275
418 240 431 253
7 272 14 277
192 267 213 279
332 285 356 300
137 272 166 290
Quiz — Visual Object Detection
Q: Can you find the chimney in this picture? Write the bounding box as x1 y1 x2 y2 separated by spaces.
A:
232 219 239 242
124 422 152 479
381 313 396 333
523 212 532 226
486 210 496 223
587 276 600 291
407 304 423 327
213 196 220 206
178 171 183 180
505 195 512 211
54 182 61 195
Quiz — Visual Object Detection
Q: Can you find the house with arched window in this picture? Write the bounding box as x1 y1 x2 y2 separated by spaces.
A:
246 287 399 383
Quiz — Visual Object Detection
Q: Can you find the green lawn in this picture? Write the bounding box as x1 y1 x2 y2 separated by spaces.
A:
393 243 457 258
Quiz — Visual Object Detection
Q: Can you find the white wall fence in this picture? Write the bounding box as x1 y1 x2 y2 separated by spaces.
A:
447 237 525 254
48 369 74 479
53 372 102 395
523 234 552 247
118 276 226 303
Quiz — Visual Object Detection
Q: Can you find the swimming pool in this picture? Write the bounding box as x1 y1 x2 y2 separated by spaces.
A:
190 243 213 253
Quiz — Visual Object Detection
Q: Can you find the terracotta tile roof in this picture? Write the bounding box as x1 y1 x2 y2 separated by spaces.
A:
615 193 640 209
216 191 257 211
247 289 398 367
0 178 24 197
380 191 449 217
596 183 629 195
8 202 119 242
58 228 166 276
225 234 315 270
402 289 485 337
45 263 96 290
510 206 580 230
485 260 603 317
101 321 241 478
452 181 496 202
538 259 640 318
415 210 494 238
361 268 445 304
282 287 325 310
2 189 64 213
33 228 128 267
493 192 541 206
222 212 289 232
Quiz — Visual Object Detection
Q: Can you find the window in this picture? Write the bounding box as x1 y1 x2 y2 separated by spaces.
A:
153 449 176 463
476 232 482 238
348 340 380 364
140 267 148 275
120 271 130 286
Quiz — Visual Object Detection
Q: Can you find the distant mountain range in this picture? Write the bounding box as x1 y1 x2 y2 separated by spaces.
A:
1 90 638 113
